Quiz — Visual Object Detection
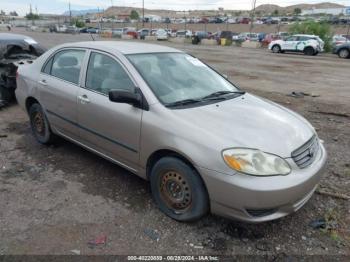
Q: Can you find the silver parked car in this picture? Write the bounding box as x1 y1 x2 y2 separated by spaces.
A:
16 42 327 223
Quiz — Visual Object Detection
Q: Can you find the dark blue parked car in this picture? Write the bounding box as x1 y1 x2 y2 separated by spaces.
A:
333 42 350 59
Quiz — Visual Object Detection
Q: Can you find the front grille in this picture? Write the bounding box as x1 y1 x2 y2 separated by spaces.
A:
292 135 319 169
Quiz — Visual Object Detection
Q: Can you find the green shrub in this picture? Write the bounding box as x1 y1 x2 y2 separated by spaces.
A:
288 21 333 52
71 19 85 28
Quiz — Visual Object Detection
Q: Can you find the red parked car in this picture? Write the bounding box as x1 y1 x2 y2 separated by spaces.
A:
261 34 281 47
239 18 251 24
126 30 138 39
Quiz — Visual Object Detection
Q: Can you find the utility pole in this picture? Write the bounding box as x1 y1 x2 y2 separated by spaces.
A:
29 4 34 25
69 1 72 25
110 0 114 31
249 0 257 35
97 6 101 34
142 0 145 27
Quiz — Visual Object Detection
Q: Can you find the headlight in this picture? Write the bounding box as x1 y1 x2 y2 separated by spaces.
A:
222 148 291 176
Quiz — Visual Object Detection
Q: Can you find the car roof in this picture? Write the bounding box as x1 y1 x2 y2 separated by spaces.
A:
57 41 182 55
294 34 318 37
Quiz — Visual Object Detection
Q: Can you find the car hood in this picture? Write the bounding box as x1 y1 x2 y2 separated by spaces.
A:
170 94 315 158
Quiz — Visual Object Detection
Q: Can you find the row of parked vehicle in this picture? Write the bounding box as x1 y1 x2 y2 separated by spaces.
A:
47 23 350 59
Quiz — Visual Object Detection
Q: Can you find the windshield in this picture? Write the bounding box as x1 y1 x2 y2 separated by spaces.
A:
127 53 239 105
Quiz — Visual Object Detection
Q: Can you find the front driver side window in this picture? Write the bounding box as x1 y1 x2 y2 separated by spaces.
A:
85 52 135 95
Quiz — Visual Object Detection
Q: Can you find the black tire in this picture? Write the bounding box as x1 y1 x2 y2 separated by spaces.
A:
0 85 14 104
271 45 281 53
304 47 315 56
29 103 55 144
338 48 350 59
150 157 209 222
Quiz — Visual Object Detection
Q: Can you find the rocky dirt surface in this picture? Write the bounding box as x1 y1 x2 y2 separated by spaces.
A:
0 29 349 257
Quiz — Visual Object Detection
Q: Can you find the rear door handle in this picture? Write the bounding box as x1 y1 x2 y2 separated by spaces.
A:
78 95 90 104
38 79 47 86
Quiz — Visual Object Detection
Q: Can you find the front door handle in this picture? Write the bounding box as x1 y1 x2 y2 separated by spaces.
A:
78 95 90 104
38 79 47 86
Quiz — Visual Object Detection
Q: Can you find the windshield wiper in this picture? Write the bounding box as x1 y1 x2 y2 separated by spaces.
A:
165 98 202 108
201 90 245 100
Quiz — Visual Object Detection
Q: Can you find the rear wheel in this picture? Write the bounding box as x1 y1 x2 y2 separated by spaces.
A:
29 103 56 144
272 45 281 53
304 47 315 56
150 157 209 222
338 48 350 59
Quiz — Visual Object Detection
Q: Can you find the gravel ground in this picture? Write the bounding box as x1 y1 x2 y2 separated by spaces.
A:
0 29 349 257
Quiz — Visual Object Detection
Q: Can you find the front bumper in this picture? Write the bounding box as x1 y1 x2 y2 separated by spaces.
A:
157 36 168 40
198 143 327 223
332 47 339 54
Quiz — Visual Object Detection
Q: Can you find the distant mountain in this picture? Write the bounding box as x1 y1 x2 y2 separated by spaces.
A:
255 4 281 13
256 2 345 14
62 2 347 17
62 9 101 16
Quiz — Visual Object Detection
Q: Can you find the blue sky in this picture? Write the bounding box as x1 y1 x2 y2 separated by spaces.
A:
1 0 349 15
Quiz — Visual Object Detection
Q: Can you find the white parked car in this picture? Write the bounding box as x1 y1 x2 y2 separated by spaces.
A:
176 30 192 38
156 29 168 40
269 34 324 56
0 23 12 30
56 25 68 33
233 32 259 41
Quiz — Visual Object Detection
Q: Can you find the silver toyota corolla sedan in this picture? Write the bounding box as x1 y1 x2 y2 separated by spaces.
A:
15 41 327 223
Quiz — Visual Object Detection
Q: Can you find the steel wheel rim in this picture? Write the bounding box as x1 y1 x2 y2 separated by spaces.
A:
33 112 45 136
340 49 349 58
159 171 192 214
273 46 280 53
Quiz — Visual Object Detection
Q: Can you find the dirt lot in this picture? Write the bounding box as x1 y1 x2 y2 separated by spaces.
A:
0 29 349 257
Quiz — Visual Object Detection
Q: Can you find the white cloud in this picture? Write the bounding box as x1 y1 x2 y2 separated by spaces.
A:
58 0 109 8
1 3 37 16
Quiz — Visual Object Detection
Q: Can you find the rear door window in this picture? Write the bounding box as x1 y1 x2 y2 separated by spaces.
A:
286 36 298 41
42 57 53 74
50 49 86 85
298 36 310 41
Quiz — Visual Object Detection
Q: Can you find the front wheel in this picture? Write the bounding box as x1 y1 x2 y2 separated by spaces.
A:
150 157 209 222
338 48 350 59
271 45 281 53
29 103 56 144
304 47 315 56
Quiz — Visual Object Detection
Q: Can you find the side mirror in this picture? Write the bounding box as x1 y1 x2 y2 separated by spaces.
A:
109 90 141 107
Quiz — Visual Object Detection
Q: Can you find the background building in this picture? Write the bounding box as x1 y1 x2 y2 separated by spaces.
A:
301 7 350 16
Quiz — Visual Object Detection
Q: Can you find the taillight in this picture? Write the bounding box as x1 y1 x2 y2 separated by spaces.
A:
16 70 19 79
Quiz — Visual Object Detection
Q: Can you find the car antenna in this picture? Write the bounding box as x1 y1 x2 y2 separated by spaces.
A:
90 33 95 41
